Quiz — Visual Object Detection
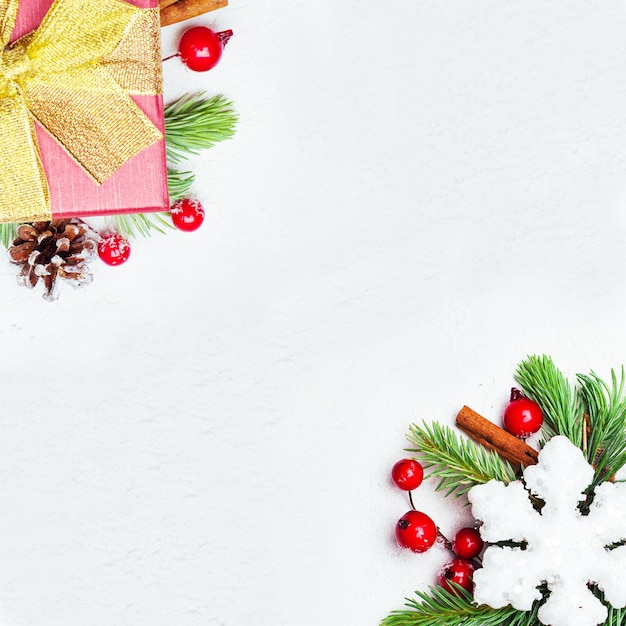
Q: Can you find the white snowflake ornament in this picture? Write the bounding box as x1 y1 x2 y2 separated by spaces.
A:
468 435 626 626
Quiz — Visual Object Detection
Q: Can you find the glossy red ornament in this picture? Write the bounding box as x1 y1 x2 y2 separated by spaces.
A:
438 558 475 594
171 198 205 232
395 510 437 553
503 388 543 437
178 26 233 72
391 459 424 491
452 527 483 560
98 233 131 266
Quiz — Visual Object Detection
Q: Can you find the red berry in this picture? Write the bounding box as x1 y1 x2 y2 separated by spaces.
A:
438 558 475 594
391 459 424 491
395 510 437 553
98 233 131 266
171 198 205 232
452 527 483 560
178 27 232 72
503 388 543 437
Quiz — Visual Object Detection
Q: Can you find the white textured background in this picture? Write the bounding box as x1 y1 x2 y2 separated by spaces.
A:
2 1 626 624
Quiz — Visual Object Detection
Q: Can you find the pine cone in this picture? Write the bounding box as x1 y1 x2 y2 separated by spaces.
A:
7 219 98 301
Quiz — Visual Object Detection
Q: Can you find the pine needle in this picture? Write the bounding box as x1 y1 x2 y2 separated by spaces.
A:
607 605 626 625
406 421 516 498
164 92 238 164
380 586 541 626
109 211 173 239
167 168 195 201
577 368 626 486
0 222 17 248
515 355 584 446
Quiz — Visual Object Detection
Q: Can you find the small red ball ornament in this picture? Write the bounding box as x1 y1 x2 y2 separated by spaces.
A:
178 26 233 72
391 459 424 491
503 388 543 437
438 558 475 594
171 198 205 232
452 527 483 560
395 510 437 553
98 233 131 266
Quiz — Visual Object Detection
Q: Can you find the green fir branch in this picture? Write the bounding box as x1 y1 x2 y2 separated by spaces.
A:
515 355 584 446
607 605 626 625
380 586 541 626
110 211 173 239
0 222 17 248
164 92 238 164
577 368 626 486
406 421 516 498
167 168 195 201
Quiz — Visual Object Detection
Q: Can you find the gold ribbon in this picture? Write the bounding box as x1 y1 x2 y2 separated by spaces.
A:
0 0 163 223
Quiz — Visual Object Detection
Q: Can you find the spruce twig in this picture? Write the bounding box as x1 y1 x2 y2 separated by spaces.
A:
406 421 516 498
577 368 626 487
516 355 626 485
380 585 541 626
164 93 238 164
110 212 173 239
515 355 584 446
607 605 626 625
167 169 195 201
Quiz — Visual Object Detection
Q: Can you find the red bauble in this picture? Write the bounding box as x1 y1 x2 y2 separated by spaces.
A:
178 27 233 72
395 510 437 553
503 388 543 437
452 527 483 560
98 233 131 266
438 558 475 594
391 459 424 491
171 198 205 232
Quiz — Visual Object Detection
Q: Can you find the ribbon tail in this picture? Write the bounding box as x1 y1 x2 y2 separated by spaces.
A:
0 95 51 223
25 67 162 184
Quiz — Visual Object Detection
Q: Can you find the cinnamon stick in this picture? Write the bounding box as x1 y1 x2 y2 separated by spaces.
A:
456 405 539 468
160 0 228 27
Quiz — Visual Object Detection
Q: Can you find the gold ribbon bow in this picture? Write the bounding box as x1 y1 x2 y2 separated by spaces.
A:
0 0 163 223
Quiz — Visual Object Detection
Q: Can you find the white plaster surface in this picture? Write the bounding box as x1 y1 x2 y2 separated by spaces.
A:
2 1 626 624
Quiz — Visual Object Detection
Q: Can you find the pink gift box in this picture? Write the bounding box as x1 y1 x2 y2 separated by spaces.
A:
11 0 169 220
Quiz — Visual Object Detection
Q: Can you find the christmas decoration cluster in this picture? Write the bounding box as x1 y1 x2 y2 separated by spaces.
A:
0 0 238 300
382 355 626 626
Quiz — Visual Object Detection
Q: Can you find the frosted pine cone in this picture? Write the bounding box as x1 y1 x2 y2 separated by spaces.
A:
7 219 98 301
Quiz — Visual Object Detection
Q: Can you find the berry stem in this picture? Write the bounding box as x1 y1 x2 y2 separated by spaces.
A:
217 29 233 46
510 387 525 402
408 490 416 511
437 528 453 552
162 53 180 62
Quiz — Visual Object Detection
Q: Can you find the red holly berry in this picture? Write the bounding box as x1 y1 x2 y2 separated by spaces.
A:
395 510 437 553
170 198 205 232
438 558 475 594
178 26 233 72
503 388 543 437
391 459 424 491
98 233 131 266
452 527 483 560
